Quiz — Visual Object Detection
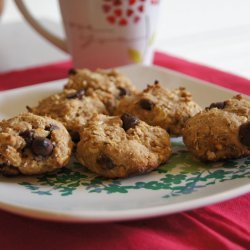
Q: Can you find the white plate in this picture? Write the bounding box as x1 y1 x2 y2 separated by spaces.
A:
0 65 249 222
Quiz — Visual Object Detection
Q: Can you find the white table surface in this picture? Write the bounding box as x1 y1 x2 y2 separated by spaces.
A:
1 0 250 79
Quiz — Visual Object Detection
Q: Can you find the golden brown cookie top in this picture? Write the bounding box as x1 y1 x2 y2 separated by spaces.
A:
76 113 172 178
115 82 202 136
64 68 138 113
29 89 108 132
183 108 250 161
207 95 250 119
0 113 73 176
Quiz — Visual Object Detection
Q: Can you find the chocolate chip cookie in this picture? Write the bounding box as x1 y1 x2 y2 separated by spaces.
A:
207 94 250 119
28 89 108 142
182 108 250 161
76 113 172 178
115 82 202 136
64 68 137 113
0 113 73 176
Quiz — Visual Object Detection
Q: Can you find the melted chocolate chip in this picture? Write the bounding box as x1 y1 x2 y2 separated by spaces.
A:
19 130 34 146
154 80 159 84
121 113 140 131
31 137 53 157
26 106 32 112
166 128 171 134
239 122 250 147
45 124 59 132
96 154 115 169
76 89 85 99
208 101 226 110
66 89 85 100
69 131 80 144
139 99 154 111
45 124 59 139
68 68 77 75
66 92 77 99
118 87 129 97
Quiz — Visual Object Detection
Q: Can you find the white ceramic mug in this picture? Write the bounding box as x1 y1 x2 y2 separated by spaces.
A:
14 0 160 69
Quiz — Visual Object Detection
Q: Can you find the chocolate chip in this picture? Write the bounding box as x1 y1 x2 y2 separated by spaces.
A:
208 101 226 110
96 154 115 169
239 122 250 147
76 89 85 99
26 106 32 112
45 124 59 132
118 87 129 97
66 92 77 99
139 99 154 111
154 80 159 84
31 137 53 157
66 89 85 100
19 130 34 146
69 131 80 144
166 128 171 134
45 124 59 139
121 113 140 131
68 68 77 75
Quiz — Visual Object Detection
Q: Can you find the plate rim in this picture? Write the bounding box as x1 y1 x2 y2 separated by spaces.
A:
0 183 249 223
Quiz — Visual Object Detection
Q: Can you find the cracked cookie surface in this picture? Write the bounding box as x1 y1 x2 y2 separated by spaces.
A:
0 113 73 176
115 82 202 136
64 68 137 113
207 94 250 119
183 105 250 161
29 89 108 137
76 114 172 178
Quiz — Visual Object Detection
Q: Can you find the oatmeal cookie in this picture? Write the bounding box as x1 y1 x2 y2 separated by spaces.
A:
182 108 250 161
207 94 250 119
29 89 108 142
76 113 172 178
64 68 137 113
0 113 73 176
115 82 202 136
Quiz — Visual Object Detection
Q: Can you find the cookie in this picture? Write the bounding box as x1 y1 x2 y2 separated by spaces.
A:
28 89 108 142
0 113 73 176
115 82 202 136
76 113 172 178
182 108 250 161
64 68 137 113
207 94 250 119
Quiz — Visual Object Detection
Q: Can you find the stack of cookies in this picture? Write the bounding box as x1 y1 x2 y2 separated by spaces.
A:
0 68 249 178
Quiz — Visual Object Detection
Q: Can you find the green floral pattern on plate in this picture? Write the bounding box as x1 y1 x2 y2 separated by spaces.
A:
19 142 250 198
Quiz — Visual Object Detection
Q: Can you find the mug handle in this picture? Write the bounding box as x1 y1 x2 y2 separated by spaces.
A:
14 0 68 52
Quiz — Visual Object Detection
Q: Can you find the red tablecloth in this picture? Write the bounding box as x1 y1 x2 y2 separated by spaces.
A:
0 52 249 250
